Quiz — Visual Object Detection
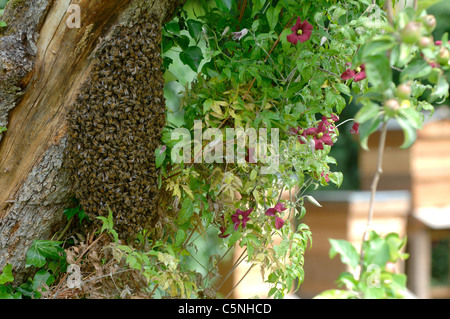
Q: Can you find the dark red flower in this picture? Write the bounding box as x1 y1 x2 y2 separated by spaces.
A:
287 17 313 45
341 63 366 82
218 224 230 238
265 203 287 230
218 215 230 238
231 208 253 230
305 121 334 150
350 121 359 135
245 147 256 163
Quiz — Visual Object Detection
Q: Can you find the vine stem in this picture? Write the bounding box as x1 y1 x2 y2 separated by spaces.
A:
358 121 388 279
225 263 255 299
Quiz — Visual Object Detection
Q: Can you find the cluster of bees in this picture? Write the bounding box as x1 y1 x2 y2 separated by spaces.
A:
65 10 166 239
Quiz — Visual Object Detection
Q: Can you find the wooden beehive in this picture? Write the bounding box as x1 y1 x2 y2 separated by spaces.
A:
359 108 450 209
296 190 410 298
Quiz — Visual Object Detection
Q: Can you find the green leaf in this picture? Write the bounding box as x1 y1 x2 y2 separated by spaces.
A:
26 240 65 268
429 75 449 102
186 19 203 39
397 115 417 149
363 238 390 267
155 145 166 168
31 270 55 291
355 101 379 124
362 36 396 58
359 116 381 151
175 229 186 247
179 46 203 72
417 0 444 12
266 5 281 31
364 55 392 89
400 59 432 82
177 197 194 225
329 239 360 269
0 264 14 285
214 0 232 12
0 21 6 28
251 0 266 17
334 83 351 96
398 107 424 129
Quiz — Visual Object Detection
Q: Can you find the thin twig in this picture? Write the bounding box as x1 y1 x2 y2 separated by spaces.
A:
215 248 248 291
225 264 255 299
384 0 394 24
358 121 388 278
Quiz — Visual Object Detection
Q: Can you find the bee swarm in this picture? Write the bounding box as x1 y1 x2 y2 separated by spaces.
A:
66 10 166 239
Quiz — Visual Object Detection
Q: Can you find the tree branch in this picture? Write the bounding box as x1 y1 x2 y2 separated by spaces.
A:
358 121 388 278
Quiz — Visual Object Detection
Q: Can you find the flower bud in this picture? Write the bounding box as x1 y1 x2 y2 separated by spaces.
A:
437 47 450 66
418 36 433 49
401 22 423 44
384 99 400 117
395 83 412 100
421 15 437 33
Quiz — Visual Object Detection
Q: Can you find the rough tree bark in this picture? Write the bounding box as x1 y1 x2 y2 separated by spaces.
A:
0 0 185 282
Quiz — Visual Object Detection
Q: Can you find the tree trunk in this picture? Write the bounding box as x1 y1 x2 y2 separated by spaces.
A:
0 0 184 282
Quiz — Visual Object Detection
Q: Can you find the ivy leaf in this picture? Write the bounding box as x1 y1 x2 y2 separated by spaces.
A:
0 21 6 28
0 264 14 285
329 239 360 269
25 240 65 268
179 46 203 72
31 270 55 291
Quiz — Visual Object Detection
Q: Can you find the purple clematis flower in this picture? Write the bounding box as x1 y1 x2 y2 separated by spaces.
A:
350 121 359 135
265 203 287 230
341 63 366 82
232 208 253 230
287 17 313 45
305 121 334 150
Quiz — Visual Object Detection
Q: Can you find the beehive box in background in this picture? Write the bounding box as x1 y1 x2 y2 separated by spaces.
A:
296 190 410 298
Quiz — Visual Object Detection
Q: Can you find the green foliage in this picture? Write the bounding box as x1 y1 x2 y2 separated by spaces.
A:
96 206 119 243
0 238 68 299
63 202 88 225
156 0 450 298
26 240 67 271
316 232 409 299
